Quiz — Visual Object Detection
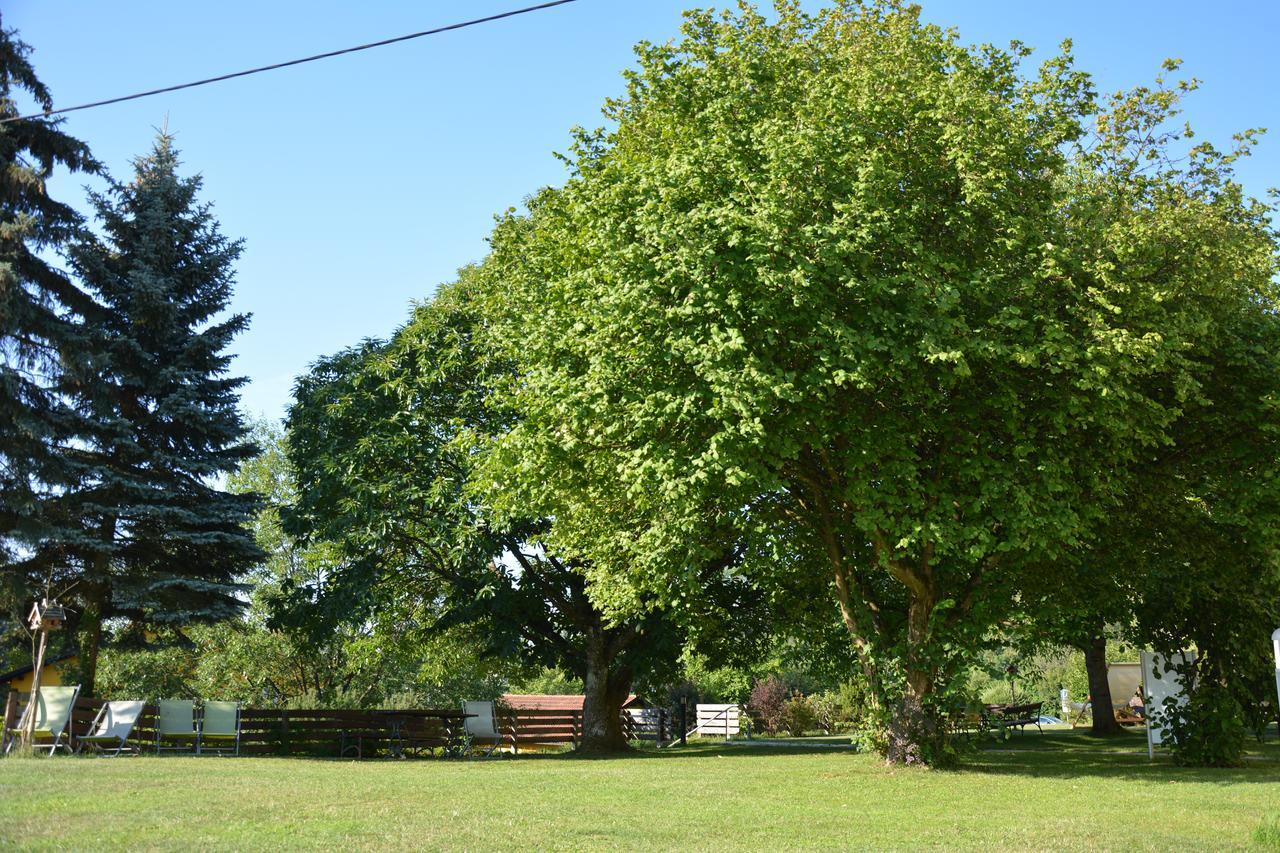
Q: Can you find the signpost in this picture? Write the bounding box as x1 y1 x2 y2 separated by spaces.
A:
1272 628 1280 723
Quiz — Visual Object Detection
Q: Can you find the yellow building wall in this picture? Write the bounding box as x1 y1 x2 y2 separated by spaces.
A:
5 657 77 693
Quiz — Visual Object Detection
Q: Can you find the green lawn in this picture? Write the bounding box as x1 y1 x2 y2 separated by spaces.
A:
2 733 1278 850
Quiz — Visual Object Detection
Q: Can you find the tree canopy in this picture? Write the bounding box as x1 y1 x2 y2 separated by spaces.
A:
474 0 1280 763
282 274 757 751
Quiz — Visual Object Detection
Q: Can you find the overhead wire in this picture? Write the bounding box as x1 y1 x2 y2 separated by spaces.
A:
0 0 582 125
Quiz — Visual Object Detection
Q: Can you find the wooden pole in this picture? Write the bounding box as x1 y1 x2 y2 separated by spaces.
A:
1 690 19 753
21 628 49 748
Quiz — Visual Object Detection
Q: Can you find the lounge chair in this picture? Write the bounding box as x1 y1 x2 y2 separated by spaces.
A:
4 684 80 755
77 701 145 756
463 700 508 757
198 701 241 756
155 700 198 754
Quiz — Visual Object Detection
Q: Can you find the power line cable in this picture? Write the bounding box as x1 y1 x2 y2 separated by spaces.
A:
1 0 582 125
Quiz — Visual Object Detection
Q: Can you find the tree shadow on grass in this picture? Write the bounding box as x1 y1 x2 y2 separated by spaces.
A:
950 749 1280 785
512 742 858 762
516 736 1280 786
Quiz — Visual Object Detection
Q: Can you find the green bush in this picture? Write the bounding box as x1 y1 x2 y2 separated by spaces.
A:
810 678 874 734
782 693 818 737
1151 681 1247 767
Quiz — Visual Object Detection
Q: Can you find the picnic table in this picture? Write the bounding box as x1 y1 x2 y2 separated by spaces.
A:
340 710 474 759
980 702 1043 734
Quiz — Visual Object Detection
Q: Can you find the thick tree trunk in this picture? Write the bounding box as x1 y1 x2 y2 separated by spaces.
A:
884 590 944 765
1083 634 1120 735
885 668 940 765
578 630 633 755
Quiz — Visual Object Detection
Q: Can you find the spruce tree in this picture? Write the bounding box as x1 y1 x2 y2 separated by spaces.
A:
61 133 262 694
0 18 99 649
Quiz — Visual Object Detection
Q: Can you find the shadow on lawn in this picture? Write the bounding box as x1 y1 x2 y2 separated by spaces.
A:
516 743 860 762
954 749 1280 785
518 734 1280 785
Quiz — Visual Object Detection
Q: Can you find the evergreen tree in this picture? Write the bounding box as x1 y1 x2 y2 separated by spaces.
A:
58 133 262 694
0 17 99 651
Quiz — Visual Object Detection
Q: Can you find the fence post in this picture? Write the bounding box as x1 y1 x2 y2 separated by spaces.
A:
679 699 687 747
1 691 18 753
572 711 579 749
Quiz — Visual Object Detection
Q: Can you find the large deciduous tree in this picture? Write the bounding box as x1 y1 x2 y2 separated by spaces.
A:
477 1 1280 764
284 275 743 752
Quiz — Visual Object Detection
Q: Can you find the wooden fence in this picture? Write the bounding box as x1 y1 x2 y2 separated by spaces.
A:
2 694 672 757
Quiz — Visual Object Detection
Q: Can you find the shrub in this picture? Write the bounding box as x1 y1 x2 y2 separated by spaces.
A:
1150 680 1246 767
810 678 875 734
748 676 791 734
782 693 819 737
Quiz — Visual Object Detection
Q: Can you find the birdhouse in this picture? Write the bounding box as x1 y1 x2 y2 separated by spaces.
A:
27 599 65 632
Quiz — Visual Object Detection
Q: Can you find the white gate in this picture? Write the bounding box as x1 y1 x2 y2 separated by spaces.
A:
694 703 741 737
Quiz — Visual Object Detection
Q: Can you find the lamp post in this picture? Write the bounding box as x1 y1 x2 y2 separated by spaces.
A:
1005 664 1020 704
20 599 65 748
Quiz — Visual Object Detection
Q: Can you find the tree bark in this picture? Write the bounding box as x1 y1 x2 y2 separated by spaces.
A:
884 589 943 765
577 629 633 755
77 588 106 699
1083 634 1121 735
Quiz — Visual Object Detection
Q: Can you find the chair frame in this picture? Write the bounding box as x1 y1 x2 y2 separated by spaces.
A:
76 700 145 757
5 685 81 755
197 701 241 756
462 700 508 758
155 700 200 754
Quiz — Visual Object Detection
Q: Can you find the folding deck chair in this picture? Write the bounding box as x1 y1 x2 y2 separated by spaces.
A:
463 700 508 757
77 701 145 756
155 700 198 754
4 685 80 755
198 701 241 756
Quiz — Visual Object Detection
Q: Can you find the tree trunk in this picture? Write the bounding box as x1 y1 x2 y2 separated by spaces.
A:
578 630 633 755
883 590 944 765
1084 634 1120 735
77 599 104 699
76 580 110 699
885 668 940 765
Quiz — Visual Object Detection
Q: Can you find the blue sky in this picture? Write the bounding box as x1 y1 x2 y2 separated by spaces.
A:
7 0 1278 420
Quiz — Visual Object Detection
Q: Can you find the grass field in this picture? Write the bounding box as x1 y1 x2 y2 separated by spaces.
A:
2 730 1278 851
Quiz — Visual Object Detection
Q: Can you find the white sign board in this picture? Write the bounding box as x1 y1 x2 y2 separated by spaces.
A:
1140 650 1196 758
1272 628 1280 717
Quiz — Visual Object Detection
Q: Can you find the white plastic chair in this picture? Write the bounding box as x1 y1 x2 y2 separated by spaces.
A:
77 701 145 756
